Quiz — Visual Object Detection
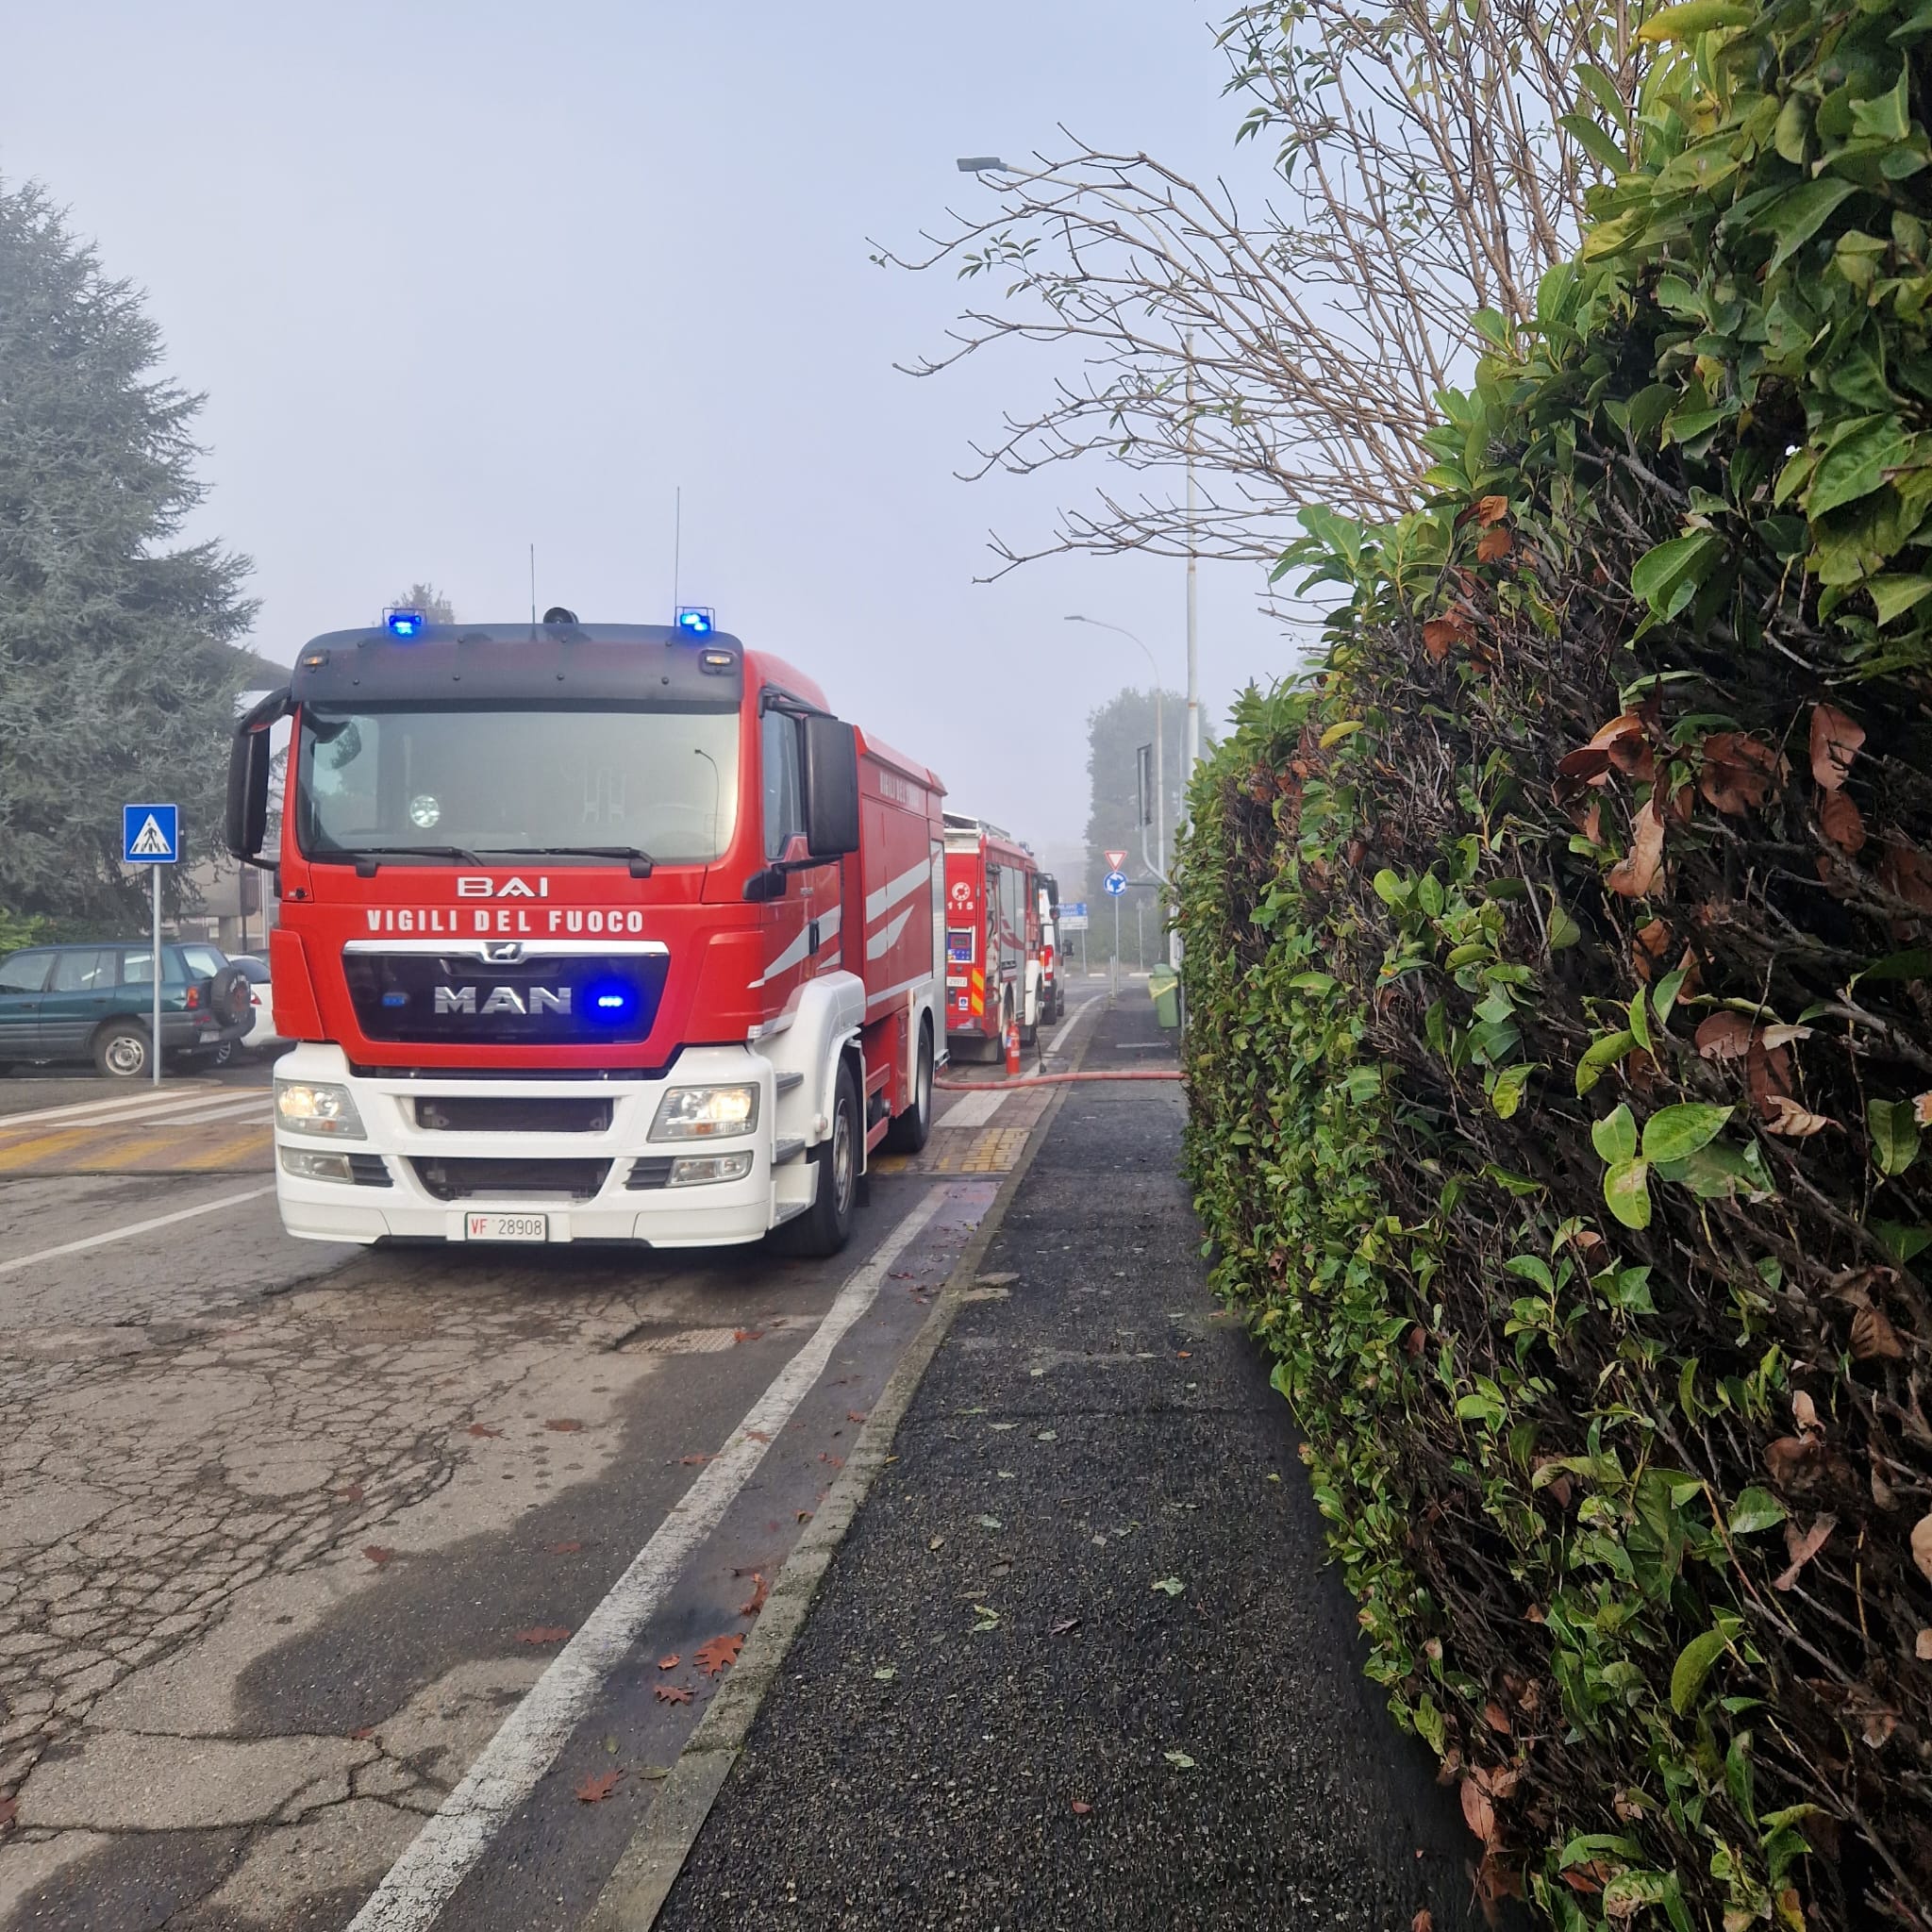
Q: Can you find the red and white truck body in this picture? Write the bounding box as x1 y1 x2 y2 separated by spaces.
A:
941 813 1040 1058
227 617 944 1254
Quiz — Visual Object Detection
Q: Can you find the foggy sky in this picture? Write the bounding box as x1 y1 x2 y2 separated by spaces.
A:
2 1 1297 855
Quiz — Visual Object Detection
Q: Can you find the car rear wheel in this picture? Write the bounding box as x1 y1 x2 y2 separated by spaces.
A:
94 1022 151 1079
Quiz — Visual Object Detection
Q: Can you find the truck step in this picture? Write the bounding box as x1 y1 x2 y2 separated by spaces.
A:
774 1071 805 1095
772 1137 807 1166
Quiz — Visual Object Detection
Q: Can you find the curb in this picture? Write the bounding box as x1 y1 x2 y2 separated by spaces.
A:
583 994 1104 1931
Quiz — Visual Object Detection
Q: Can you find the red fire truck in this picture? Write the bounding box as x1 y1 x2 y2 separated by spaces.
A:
225 609 945 1257
941 813 1041 1059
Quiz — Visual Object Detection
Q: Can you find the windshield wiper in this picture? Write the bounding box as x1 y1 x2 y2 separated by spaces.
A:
494 844 656 876
332 844 486 874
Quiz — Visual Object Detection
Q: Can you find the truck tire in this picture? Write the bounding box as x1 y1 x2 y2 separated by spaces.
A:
93 1021 151 1079
777 1059 859 1257
883 1023 933 1154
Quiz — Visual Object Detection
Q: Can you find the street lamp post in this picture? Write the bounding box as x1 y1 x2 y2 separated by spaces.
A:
1064 615 1164 889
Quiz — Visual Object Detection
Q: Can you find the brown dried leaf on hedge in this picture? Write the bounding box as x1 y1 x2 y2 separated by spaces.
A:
1476 525 1513 563
1460 1776 1497 1844
1913 1513 1932 1585
1699 733 1778 814
1851 1306 1907 1360
1607 802 1666 898
1422 617 1469 661
1820 789 1868 855
1474 495 1509 525
1761 1094 1834 1137
1695 1012 1755 1060
1774 1514 1836 1591
1589 712 1657 782
1810 704 1865 790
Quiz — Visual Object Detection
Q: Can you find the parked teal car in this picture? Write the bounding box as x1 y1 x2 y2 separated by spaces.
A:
0 941 252 1078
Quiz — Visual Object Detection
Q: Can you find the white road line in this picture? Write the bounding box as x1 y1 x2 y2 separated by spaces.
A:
938 1087 1007 1129
130 1097 271 1127
0 1086 240 1131
0 1185 277 1277
345 1184 950 1932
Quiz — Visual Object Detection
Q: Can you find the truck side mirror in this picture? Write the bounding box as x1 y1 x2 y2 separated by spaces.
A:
226 688 290 865
802 716 859 858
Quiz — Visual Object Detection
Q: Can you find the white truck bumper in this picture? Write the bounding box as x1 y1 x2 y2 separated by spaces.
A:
270 1042 806 1249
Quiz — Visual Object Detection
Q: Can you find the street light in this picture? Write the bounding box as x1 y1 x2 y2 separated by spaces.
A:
956 157 1008 173
1065 614 1164 887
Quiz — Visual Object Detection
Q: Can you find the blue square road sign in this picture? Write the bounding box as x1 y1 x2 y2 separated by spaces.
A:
123 803 179 865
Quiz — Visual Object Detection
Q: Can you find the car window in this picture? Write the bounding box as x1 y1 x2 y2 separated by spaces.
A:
118 948 158 986
234 958 271 983
181 945 226 979
0 950 53 994
50 949 113 992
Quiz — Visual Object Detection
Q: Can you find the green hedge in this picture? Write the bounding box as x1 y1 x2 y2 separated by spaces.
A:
1177 2 1932 1925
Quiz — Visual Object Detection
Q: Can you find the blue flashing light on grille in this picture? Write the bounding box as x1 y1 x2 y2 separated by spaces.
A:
675 607 714 637
386 609 425 639
582 977 638 1024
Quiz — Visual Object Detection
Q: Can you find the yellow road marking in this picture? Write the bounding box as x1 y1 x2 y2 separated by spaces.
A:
0 1126 108 1171
175 1126 274 1171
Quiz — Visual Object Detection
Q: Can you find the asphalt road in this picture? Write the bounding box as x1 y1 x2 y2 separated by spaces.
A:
0 994 1105 1932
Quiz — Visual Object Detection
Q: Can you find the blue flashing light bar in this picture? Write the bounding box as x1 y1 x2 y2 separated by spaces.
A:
386 609 425 639
675 606 715 637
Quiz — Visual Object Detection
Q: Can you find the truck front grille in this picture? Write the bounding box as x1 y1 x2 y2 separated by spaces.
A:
412 1095 614 1133
408 1158 612 1202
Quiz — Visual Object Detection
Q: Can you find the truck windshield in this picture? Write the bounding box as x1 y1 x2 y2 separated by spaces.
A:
295 706 741 865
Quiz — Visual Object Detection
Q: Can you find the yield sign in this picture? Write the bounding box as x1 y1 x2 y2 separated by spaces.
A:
1104 849 1127 871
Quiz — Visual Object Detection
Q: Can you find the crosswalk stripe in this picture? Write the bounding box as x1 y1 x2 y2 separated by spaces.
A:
0 1126 109 1172
175 1126 275 1171
0 1085 238 1134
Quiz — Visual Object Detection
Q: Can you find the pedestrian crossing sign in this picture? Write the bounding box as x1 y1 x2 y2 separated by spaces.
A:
123 803 179 865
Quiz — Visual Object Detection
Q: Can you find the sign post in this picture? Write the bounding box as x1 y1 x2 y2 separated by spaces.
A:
123 805 179 1085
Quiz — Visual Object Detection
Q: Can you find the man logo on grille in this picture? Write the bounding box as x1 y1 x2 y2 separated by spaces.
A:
434 985 573 1016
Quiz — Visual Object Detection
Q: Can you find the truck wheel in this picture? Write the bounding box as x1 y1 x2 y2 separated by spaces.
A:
884 1024 933 1154
94 1022 151 1079
778 1060 859 1257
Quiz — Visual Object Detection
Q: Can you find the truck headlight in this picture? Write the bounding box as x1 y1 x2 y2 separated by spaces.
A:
669 1151 756 1186
275 1078 366 1140
650 1084 759 1141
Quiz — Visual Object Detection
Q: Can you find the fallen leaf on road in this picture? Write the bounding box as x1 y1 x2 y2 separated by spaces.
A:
655 1684 693 1705
1176 1351 1191 1359
972 1605 1001 1632
739 1572 769 1617
465 1423 502 1439
548 1541 583 1555
847 1411 868 1423
0 1795 16 1828
745 1430 773 1443
1048 1617 1080 1637
575 1770 620 1804
1413 1912 1434 1932
927 1536 945 1551
1035 1430 1058 1442
516 1625 572 1645
695 1632 744 1675
988 1421 1019 1432
1152 1575 1185 1597
1071 1799 1092 1814
657 1655 680 1671
545 1419 584 1433
819 1453 844 1468
362 1545 395 1567
336 1483 365 1502
874 1666 897 1681
732 1328 764 1343
976 1272 1019 1287
1164 1749 1196 1770
349 1725 377 1741
976 1514 1003 1530
797 1510 812 1524
678 1454 711 1466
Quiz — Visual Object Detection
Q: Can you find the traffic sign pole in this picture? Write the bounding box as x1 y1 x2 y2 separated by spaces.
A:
151 866 161 1085
123 804 180 1086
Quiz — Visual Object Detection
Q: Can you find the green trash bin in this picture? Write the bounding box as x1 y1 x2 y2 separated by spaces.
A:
1148 965 1180 1030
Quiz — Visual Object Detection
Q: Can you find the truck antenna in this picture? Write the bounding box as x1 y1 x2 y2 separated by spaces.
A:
528 543 536 625
673 486 682 614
